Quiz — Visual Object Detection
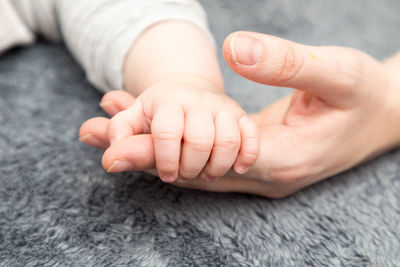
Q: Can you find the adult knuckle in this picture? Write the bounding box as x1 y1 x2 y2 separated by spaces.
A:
267 161 312 185
337 48 364 91
249 182 291 199
324 46 363 93
268 169 300 185
271 43 304 83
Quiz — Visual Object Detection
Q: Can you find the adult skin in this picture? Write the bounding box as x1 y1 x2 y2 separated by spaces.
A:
80 22 400 198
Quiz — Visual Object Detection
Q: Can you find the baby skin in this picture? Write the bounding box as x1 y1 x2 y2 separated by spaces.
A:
81 21 260 184
80 21 400 198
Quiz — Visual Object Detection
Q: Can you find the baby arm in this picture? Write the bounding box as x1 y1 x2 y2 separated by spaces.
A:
108 21 259 182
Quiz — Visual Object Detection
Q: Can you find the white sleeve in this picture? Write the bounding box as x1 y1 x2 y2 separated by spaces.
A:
9 0 213 93
0 0 34 53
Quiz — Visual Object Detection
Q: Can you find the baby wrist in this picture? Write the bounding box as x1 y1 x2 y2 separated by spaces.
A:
153 72 225 93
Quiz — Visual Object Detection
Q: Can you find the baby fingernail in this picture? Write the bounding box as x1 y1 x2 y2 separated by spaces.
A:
160 173 176 183
107 160 134 173
99 101 113 107
79 134 91 142
79 133 104 148
235 164 249 174
99 101 119 115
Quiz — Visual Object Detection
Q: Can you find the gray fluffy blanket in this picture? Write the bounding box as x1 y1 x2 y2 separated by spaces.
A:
1 0 400 266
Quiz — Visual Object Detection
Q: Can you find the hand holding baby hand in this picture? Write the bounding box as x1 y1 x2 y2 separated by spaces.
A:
81 32 400 198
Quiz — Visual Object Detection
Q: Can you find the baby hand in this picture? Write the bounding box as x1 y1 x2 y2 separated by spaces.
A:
106 75 259 183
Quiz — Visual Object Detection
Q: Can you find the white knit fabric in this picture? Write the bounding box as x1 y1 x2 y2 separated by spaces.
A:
0 0 34 52
2 0 212 92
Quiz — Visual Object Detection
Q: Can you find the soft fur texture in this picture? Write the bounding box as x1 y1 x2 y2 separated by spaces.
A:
1 1 400 266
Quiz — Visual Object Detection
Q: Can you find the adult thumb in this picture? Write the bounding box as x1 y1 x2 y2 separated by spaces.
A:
223 31 365 107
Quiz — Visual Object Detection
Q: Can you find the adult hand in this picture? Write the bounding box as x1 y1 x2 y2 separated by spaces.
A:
80 32 400 198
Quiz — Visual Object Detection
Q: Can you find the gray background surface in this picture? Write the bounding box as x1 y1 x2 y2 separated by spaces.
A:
1 0 400 266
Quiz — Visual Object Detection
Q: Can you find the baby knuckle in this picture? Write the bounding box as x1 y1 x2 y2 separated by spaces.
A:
243 135 260 151
240 149 259 164
245 128 259 139
153 130 180 141
185 137 213 153
216 136 240 151
110 110 125 122
157 161 178 173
